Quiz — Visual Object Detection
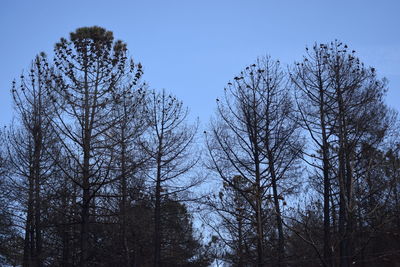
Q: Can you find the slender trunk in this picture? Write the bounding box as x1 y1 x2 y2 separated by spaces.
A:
393 166 400 232
120 126 131 267
237 216 244 267
61 186 70 267
319 84 332 267
154 150 162 267
338 168 347 267
330 188 337 265
33 128 43 267
268 152 285 267
33 64 44 267
80 176 90 267
72 181 79 266
255 200 263 267
34 170 42 267
23 173 34 267
337 84 349 267
322 144 332 267
344 145 354 264
30 211 35 266
80 67 91 267
254 154 264 267
236 188 244 267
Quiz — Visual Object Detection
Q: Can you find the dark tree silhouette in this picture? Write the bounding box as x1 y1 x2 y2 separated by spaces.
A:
49 26 143 267
6 53 57 267
206 56 302 266
140 89 199 267
2 31 400 267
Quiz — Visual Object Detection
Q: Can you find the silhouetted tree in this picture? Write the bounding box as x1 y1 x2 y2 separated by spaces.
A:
290 43 338 267
206 56 302 266
3 30 400 267
290 41 396 267
0 130 23 266
140 89 199 267
50 26 143 267
6 53 58 267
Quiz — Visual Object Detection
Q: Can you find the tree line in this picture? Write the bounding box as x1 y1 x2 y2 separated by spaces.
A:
0 26 399 267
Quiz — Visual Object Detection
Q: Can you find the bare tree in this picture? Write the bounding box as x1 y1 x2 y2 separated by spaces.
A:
325 41 390 267
7 53 56 267
290 43 337 267
140 89 199 267
290 41 393 267
206 57 302 266
106 83 147 266
0 129 22 266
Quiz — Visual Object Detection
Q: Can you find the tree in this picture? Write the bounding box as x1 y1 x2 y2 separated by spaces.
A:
140 89 199 267
79 40 148 265
290 43 338 267
206 56 302 266
107 81 147 266
325 41 390 267
290 41 395 266
49 26 143 267
6 53 57 267
0 130 23 266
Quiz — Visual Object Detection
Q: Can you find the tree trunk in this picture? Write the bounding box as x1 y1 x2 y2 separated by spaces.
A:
80 183 90 267
237 217 244 267
268 152 285 267
23 173 34 267
154 149 162 267
344 145 354 265
254 153 264 267
337 84 350 267
80 68 91 267
61 186 70 267
318 84 332 267
120 126 131 267
33 124 43 267
34 170 42 267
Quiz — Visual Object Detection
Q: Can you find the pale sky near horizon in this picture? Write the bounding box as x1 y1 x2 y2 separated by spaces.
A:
1 0 399 128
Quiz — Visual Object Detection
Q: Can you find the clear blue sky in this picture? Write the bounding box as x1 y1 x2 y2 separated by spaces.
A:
1 0 399 127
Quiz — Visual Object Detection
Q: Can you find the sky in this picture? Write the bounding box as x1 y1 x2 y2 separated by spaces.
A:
1 0 399 128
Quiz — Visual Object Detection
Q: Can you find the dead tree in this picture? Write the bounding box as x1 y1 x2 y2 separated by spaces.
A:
290 44 337 267
107 83 147 266
140 89 199 267
7 53 56 267
206 57 302 266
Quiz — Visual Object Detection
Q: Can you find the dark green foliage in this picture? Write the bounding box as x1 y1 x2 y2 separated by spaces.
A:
73 195 210 267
